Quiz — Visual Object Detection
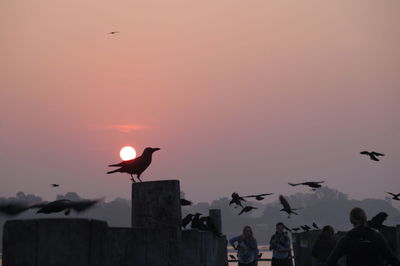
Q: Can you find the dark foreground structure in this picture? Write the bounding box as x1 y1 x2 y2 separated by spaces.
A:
2 180 227 266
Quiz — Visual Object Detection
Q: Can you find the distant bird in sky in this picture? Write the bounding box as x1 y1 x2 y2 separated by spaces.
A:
238 206 257 215
182 214 194 229
108 31 119 34
288 181 325 190
36 199 101 216
180 199 192 206
229 254 237 260
107 147 160 182
368 212 388 231
386 192 400 200
51 184 59 187
244 193 274 201
229 192 246 208
0 201 31 216
279 195 301 218
360 151 385 161
312 222 319 229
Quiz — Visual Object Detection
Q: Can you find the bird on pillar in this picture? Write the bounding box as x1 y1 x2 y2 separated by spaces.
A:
107 147 160 182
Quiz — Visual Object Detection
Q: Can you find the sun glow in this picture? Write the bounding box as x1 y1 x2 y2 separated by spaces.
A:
120 146 137 161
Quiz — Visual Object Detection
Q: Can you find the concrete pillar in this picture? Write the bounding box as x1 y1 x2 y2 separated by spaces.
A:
209 209 222 234
131 180 181 231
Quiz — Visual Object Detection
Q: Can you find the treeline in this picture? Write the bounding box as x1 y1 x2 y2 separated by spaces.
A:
1 187 399 246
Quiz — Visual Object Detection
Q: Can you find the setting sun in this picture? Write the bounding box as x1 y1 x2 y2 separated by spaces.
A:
119 146 136 161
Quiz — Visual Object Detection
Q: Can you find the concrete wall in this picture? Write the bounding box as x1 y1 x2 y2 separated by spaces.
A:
2 218 108 266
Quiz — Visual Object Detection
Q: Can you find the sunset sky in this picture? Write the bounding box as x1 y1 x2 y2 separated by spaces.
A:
1 0 399 204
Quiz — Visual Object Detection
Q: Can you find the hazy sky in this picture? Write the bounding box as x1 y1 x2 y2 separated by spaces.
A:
1 0 399 204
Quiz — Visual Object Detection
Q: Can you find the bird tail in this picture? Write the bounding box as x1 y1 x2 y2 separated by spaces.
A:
107 169 120 174
108 163 121 167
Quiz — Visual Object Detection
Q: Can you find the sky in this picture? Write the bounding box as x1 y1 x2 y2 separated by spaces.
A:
1 0 399 204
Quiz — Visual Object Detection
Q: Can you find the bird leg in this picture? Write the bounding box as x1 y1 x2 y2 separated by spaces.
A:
137 175 143 182
130 174 136 183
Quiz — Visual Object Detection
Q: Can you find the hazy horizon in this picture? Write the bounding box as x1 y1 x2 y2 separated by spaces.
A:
1 0 399 204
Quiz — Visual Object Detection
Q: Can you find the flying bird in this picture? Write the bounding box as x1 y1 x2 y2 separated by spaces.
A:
36 199 101 216
108 31 119 34
244 193 274 201
386 192 400 200
107 147 160 182
291 227 301 232
238 206 257 215
51 184 59 187
229 192 246 208
180 199 192 206
279 195 301 218
312 222 319 229
368 212 388 231
288 181 325 190
301 225 311 232
360 151 385 161
182 214 194 229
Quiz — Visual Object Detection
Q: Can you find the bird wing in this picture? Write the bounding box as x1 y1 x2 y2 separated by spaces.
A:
243 195 257 198
108 156 140 167
370 154 379 161
360 151 370 155
371 151 385 156
288 183 300 186
180 199 192 206
279 195 291 210
386 192 396 197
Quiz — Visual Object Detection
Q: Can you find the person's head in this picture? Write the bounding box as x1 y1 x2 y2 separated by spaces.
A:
320 225 334 238
242 226 253 239
276 222 285 233
350 207 367 227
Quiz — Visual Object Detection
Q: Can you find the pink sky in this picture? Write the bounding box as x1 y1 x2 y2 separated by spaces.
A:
1 0 399 203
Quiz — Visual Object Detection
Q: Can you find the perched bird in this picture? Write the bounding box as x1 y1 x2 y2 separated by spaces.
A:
288 181 325 190
238 206 257 215
229 192 246 208
368 212 388 231
257 253 263 259
292 227 301 232
180 199 192 206
36 199 101 216
191 213 206 230
301 225 311 232
312 222 319 229
108 31 119 34
244 193 273 201
360 151 385 161
279 195 301 218
0 201 31 216
229 254 237 260
386 192 400 201
182 214 194 229
51 184 59 187
107 147 160 182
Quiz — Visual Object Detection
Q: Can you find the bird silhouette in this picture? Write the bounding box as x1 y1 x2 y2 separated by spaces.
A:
301 225 311 232
108 31 119 34
288 181 325 190
291 227 301 232
244 193 273 201
279 195 301 218
51 184 59 187
368 212 388 231
312 222 319 229
386 192 400 200
191 213 206 230
107 147 160 182
238 206 257 215
182 214 194 229
229 192 246 208
180 199 192 206
360 151 385 161
36 199 101 216
229 254 237 260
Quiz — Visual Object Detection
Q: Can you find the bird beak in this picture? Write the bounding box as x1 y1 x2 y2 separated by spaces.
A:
153 148 160 152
